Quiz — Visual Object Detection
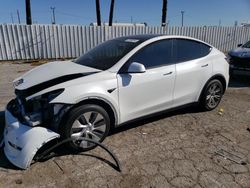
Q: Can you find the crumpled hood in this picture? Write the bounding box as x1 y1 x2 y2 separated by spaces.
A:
14 61 100 91
229 47 250 58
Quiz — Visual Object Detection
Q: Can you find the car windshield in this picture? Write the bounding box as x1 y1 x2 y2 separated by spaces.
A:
74 38 142 70
242 41 250 48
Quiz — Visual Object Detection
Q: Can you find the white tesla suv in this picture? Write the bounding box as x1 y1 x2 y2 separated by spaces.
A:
3 35 229 169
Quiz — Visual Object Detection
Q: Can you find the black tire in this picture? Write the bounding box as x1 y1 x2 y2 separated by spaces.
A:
60 104 110 152
199 79 224 111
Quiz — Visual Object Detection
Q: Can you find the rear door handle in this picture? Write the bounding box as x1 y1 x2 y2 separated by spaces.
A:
201 64 208 67
163 71 173 76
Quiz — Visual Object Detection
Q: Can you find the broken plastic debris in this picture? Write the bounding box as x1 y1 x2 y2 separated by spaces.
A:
215 149 247 165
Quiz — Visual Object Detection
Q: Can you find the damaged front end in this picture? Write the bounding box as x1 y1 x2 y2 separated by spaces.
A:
13 89 65 127
3 88 71 169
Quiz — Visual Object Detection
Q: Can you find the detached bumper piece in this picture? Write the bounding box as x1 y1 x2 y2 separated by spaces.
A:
4 109 60 169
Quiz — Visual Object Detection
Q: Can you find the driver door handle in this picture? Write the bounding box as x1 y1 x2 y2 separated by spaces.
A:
163 71 173 76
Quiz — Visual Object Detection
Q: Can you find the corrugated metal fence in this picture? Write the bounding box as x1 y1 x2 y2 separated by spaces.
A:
0 24 250 61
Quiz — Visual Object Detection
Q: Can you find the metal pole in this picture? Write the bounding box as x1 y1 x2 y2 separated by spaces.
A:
95 0 101 26
161 0 167 27
51 7 56 24
17 9 21 24
181 11 184 27
25 0 32 25
108 0 115 26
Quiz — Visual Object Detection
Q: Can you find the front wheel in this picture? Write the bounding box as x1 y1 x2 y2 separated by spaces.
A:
60 104 110 152
200 79 224 111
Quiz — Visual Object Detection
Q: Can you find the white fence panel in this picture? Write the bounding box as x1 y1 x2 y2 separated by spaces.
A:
0 24 250 60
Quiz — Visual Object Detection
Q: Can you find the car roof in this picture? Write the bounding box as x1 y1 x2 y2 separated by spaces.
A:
116 34 212 47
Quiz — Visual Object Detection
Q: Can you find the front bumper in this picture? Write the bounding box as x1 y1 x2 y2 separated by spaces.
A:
3 109 60 169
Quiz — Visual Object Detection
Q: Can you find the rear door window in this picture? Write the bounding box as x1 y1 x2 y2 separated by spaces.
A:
174 39 211 63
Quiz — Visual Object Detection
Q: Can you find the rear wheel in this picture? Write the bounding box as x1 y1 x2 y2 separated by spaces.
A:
60 104 110 151
200 79 223 111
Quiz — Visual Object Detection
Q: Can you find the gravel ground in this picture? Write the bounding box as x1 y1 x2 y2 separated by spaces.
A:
0 62 250 188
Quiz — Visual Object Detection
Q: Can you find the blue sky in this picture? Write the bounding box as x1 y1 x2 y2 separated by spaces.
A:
0 0 249 26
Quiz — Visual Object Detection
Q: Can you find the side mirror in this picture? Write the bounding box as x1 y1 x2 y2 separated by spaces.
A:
127 62 146 73
237 44 242 47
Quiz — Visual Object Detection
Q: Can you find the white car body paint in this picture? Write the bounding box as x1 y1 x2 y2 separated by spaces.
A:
14 61 100 90
117 64 176 123
3 35 229 169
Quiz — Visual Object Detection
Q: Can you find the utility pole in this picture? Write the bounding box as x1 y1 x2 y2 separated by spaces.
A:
25 0 32 25
181 11 185 27
51 7 56 24
17 9 21 24
108 0 115 26
95 0 101 26
161 0 167 27
219 19 221 27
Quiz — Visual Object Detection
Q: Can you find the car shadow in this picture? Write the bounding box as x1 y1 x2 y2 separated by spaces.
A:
109 105 200 136
34 105 200 172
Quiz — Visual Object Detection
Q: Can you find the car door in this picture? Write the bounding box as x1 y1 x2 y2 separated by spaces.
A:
117 39 176 123
172 39 213 107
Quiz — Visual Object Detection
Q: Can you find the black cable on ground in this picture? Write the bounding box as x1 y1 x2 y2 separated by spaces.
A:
35 137 122 172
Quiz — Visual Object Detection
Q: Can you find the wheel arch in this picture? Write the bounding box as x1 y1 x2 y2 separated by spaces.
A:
66 97 118 129
198 74 227 102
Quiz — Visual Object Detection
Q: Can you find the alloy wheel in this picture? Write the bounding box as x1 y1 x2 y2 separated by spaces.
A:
70 111 107 149
206 82 222 109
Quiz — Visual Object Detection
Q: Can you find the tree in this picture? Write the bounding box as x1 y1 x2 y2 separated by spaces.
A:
95 0 101 26
109 0 115 26
25 0 32 25
161 0 167 27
